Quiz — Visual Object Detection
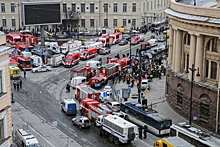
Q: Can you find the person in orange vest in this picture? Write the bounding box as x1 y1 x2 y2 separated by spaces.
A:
141 76 143 81
145 74 148 79
137 80 139 88
127 75 130 84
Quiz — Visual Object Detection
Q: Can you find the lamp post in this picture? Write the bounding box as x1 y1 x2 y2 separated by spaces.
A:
130 35 132 66
185 64 200 125
138 48 142 104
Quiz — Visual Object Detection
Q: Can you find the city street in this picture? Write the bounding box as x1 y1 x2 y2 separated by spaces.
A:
12 32 169 147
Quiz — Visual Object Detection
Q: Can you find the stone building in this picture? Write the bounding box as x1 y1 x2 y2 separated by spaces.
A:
0 0 168 31
166 0 220 133
0 31 13 146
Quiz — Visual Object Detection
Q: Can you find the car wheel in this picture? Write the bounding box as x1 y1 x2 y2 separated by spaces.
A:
79 125 82 129
109 134 114 142
46 69 49 72
35 70 38 73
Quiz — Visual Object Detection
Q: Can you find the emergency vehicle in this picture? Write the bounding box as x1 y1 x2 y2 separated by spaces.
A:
10 66 21 79
76 86 100 101
71 76 87 88
109 32 122 44
16 44 34 54
50 54 65 67
99 36 113 47
80 48 97 60
64 52 80 67
89 74 107 88
15 56 33 70
21 34 36 45
131 36 141 45
30 55 43 67
15 129 39 147
98 63 120 79
69 66 92 80
7 34 22 45
81 42 103 51
10 60 18 67
59 40 82 54
107 58 119 64
86 60 101 69
97 114 139 144
61 98 77 115
117 57 131 71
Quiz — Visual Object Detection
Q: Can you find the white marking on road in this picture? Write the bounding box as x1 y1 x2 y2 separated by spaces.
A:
139 139 152 147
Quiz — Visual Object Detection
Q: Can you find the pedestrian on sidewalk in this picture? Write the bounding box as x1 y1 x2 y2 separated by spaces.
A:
131 79 134 88
20 79 22 89
138 126 143 139
143 126 148 139
66 84 70 93
24 70 26 78
16 82 19 91
13 81 17 90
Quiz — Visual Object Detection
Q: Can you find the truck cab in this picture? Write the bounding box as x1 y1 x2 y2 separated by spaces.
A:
72 115 91 129
64 52 80 67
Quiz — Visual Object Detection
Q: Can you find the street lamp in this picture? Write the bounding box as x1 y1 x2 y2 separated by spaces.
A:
138 48 142 104
185 64 200 125
130 35 132 66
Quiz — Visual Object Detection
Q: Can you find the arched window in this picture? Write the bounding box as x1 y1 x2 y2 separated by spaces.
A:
211 38 219 52
187 34 190 45
211 61 217 80
199 94 211 121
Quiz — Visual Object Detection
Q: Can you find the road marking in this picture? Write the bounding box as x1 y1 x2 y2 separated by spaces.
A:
139 139 152 147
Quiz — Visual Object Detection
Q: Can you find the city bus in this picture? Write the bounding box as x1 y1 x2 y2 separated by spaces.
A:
120 101 172 136
170 122 220 147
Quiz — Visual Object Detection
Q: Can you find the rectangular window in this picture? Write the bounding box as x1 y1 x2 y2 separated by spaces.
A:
151 1 153 10
113 19 117 27
1 3 5 12
147 2 149 11
90 19 94 27
123 19 126 27
123 3 127 12
132 3 136 12
81 4 85 13
0 70 2 93
81 19 85 27
211 61 217 80
0 119 4 138
72 4 76 12
113 3 117 12
161 0 163 7
63 3 67 12
143 3 145 13
104 19 108 27
164 0 166 7
90 4 94 13
11 3 15 12
177 92 183 108
104 3 108 13
212 38 219 52
2 19 6 27
158 0 160 8
205 60 209 77
154 0 156 9
12 19 16 27
200 103 209 121
132 19 136 26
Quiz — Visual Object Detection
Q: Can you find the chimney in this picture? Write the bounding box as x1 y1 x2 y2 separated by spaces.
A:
217 0 220 8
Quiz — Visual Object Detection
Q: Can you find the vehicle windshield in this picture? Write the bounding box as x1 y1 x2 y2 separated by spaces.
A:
65 59 72 62
23 61 32 65
82 53 88 56
131 39 136 42
142 82 148 84
10 64 18 67
27 144 39 147
120 40 125 42
14 38 21 42
113 104 120 107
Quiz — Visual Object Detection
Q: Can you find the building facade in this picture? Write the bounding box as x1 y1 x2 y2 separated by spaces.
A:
0 31 13 146
0 0 168 31
166 0 220 133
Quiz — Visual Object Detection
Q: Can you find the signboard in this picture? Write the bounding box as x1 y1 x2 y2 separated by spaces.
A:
103 92 107 97
14 50 18 54
131 56 135 60
122 89 129 99
116 90 120 94
37 47 41 51
25 49 29 52
128 88 131 92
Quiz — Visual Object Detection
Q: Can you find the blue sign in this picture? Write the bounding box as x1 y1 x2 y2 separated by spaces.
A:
103 92 107 97
131 56 135 60
14 50 18 54
44 53 47 57
116 90 120 94
94 53 97 57
128 88 131 92
37 47 41 51
25 49 29 52
95 83 100 87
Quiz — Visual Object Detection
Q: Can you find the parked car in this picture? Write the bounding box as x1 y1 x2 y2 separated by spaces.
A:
72 115 91 129
99 47 111 55
70 32 78 37
103 85 112 95
131 30 140 34
153 47 162 54
141 79 150 90
79 30 89 35
157 36 166 42
147 50 157 56
32 65 51 73
119 39 128 45
104 101 120 112
122 35 130 41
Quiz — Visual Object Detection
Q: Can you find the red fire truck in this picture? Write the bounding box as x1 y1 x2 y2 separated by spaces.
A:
15 56 33 70
76 86 100 101
16 44 34 54
107 58 119 64
7 34 22 45
109 32 122 44
21 34 36 45
89 74 107 88
99 63 119 79
116 57 131 71
99 36 113 47
69 66 92 80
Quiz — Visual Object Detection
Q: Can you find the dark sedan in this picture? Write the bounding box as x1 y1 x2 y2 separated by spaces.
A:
122 35 131 41
119 39 128 45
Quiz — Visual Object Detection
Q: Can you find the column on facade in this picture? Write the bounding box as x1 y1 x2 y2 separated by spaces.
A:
172 29 177 71
174 29 183 72
188 34 196 80
194 35 204 82
168 27 174 65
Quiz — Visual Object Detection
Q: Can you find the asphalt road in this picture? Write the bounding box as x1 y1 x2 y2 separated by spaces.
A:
12 33 165 147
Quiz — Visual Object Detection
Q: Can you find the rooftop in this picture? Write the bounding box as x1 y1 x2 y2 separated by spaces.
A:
105 115 136 128
176 0 217 8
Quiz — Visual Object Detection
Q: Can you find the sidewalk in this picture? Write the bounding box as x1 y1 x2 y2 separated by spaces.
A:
12 102 81 147
114 73 187 124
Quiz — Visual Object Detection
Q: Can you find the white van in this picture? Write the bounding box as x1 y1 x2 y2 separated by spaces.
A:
148 39 158 47
21 51 32 59
71 76 87 88
86 60 101 69
141 79 150 90
30 55 42 67
50 54 65 67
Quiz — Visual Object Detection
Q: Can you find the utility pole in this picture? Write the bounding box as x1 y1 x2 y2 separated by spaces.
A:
17 3 21 29
138 48 142 104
